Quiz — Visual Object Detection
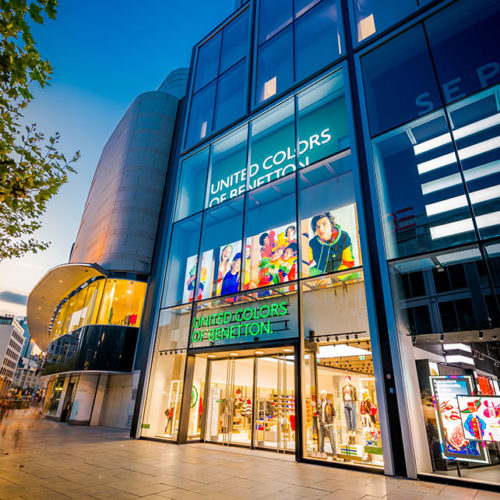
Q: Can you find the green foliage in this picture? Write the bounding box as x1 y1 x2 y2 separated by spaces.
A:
0 0 79 260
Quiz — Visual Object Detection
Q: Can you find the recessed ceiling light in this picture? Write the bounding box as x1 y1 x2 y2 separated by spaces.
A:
229 353 238 356
208 354 216 358
283 348 293 353
255 351 264 355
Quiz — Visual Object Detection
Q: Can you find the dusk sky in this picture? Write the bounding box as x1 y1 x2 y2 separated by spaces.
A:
0 0 236 317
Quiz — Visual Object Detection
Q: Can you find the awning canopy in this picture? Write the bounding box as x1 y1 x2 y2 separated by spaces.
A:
27 263 106 351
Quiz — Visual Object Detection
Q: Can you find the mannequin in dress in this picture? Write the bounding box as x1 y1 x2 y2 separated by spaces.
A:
342 375 357 443
316 390 337 459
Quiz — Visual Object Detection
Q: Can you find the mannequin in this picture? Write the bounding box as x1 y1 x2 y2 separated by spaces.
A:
360 389 377 428
316 390 337 458
164 405 174 434
342 376 357 443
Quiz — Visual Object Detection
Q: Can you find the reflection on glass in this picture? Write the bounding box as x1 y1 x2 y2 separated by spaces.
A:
372 110 475 260
361 25 441 137
162 215 202 307
220 9 249 73
186 82 216 147
198 198 243 299
207 127 247 208
249 99 295 190
446 87 500 240
301 274 384 468
352 0 417 43
389 246 494 336
425 0 500 105
244 176 297 290
299 152 360 277
141 306 190 441
175 149 209 221
297 71 349 168
294 0 321 18
258 0 293 44
485 241 500 327
188 356 207 440
194 33 221 92
294 0 341 82
214 61 247 131
256 26 293 104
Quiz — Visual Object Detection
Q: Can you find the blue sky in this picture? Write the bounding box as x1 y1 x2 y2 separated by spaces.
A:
0 0 236 317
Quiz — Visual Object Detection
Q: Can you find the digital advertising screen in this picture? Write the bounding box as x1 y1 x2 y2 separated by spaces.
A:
430 376 488 463
244 223 298 290
458 396 500 443
301 203 361 277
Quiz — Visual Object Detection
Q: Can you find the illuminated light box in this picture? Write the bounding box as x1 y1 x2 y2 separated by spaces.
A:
317 344 371 359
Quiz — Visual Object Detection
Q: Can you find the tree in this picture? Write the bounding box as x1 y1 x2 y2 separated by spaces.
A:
0 0 79 260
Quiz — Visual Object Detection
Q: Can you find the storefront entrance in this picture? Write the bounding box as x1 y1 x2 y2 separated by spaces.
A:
199 349 295 453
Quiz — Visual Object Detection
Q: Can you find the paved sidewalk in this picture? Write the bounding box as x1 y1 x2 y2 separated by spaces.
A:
0 411 498 500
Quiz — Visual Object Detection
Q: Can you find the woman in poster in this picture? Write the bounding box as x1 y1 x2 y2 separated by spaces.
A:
216 244 233 296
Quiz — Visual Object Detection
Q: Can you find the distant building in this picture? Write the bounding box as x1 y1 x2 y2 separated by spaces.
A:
0 315 25 396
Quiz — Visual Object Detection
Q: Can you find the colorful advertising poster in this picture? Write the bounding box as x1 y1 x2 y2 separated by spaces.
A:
301 204 361 277
244 223 298 290
214 240 242 297
182 255 198 303
184 242 242 302
430 376 488 463
458 396 500 442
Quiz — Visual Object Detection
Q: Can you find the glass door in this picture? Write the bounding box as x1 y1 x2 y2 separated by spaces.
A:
205 357 253 446
254 353 295 452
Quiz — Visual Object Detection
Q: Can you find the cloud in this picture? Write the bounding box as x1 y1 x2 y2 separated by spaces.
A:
0 291 28 305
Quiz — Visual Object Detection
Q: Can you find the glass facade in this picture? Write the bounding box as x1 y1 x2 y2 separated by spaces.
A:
140 0 500 487
50 278 147 341
361 0 500 485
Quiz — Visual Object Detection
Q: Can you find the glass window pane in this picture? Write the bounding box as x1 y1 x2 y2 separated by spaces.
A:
220 10 250 73
299 152 361 277
485 241 500 327
140 306 190 440
244 175 297 290
186 82 216 147
162 215 203 307
199 198 244 299
352 0 417 43
301 273 384 468
425 0 500 105
447 86 500 240
214 61 247 131
97 280 146 326
295 0 341 82
207 126 248 208
389 246 491 336
85 279 105 325
194 33 221 92
258 0 293 44
256 26 294 105
175 149 209 221
361 26 442 137
297 71 349 168
372 111 476 259
249 99 295 191
295 0 321 18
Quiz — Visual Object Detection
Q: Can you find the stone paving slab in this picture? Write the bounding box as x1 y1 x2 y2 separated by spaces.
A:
0 410 498 500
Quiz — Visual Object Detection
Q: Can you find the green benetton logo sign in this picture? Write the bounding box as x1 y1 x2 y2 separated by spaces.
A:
191 300 289 344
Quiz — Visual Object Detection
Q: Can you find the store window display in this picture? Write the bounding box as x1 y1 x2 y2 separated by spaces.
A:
141 306 190 440
389 246 500 482
302 273 384 468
